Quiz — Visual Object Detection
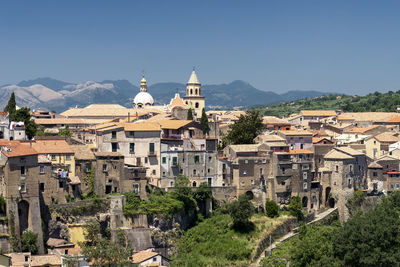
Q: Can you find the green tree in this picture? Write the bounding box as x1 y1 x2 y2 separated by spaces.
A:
200 108 210 135
187 108 194 120
265 200 279 218
333 192 400 266
12 107 37 140
288 196 303 220
58 125 72 137
21 230 38 254
80 220 132 266
4 92 16 118
228 194 254 230
122 192 141 216
222 110 264 145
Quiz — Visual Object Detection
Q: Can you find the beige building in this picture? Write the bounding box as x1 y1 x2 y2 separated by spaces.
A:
365 132 400 159
183 69 205 118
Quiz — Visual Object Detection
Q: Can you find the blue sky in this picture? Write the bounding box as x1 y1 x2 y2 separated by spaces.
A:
1 0 400 95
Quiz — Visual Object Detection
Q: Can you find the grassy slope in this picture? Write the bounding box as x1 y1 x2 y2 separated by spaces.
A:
255 90 400 117
172 213 292 267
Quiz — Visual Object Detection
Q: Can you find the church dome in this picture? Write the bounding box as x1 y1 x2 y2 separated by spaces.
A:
133 91 154 108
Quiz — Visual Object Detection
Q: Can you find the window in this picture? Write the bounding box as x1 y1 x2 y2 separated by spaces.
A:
222 163 226 171
180 169 183 174
373 171 378 177
350 165 353 172
20 166 26 176
85 163 91 173
192 181 197 187
67 164 71 172
103 164 107 172
111 131 117 139
59 180 64 189
260 168 263 175
129 131 135 137
39 182 45 192
149 143 155 154
129 143 135 153
208 156 212 163
244 159 248 164
303 183 307 190
397 184 400 189
303 172 307 180
335 165 339 172
240 181 245 186
251 180 255 185
152 170 156 175
112 143 118 152
194 155 200 163
172 157 178 165
207 168 210 173
170 181 174 187
300 144 304 149
153 257 157 262
39 165 45 174
145 157 148 164
193 169 197 175
262 159 267 164
195 102 199 108
163 171 166 176
243 170 247 175
20 183 26 192
133 184 139 194
162 157 166 164
66 155 71 161
51 155 56 161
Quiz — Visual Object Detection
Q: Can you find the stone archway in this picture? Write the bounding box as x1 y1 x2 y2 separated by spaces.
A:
245 191 254 200
325 187 335 208
18 200 29 234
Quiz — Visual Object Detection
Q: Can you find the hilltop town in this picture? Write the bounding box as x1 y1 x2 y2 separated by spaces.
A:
0 70 400 266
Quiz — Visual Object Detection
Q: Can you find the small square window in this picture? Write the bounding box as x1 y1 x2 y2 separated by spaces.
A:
103 164 107 172
20 183 26 193
243 170 247 175
39 165 45 174
244 159 248 164
194 156 200 163
152 169 156 175
39 182 45 192
129 143 135 153
251 180 255 185
20 166 26 176
112 131 117 139
208 156 212 163
66 155 71 161
112 143 118 152
162 157 166 164
51 155 56 161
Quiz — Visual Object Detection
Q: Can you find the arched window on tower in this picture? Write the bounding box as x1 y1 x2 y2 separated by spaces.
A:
195 102 199 108
190 89 193 95
195 89 198 95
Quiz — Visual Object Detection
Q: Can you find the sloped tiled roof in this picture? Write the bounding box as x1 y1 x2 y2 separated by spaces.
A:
289 149 313 154
374 132 400 143
335 146 364 156
159 119 192 130
368 162 383 169
340 112 399 122
257 135 285 142
345 125 379 134
30 139 73 154
31 254 61 266
262 116 290 125
229 144 260 153
279 130 312 136
132 251 159 264
0 140 38 158
34 118 85 125
300 110 336 117
124 121 161 132
69 145 95 160
324 149 354 160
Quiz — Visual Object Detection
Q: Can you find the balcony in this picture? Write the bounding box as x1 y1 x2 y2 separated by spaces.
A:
148 151 157 157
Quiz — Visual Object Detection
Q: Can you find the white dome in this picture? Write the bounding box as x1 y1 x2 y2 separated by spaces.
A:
133 91 154 108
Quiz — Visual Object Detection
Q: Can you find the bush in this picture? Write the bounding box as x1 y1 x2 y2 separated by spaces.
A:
288 196 303 220
21 230 38 254
265 200 279 218
228 194 254 230
123 192 141 216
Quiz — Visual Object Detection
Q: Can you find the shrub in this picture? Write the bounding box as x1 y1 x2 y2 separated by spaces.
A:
289 196 303 220
228 194 254 230
265 200 279 218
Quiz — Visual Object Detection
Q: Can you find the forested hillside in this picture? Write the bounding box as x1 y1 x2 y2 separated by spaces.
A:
257 90 400 117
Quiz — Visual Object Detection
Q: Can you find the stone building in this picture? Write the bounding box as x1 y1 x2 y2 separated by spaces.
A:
160 120 218 188
93 152 125 196
0 140 44 253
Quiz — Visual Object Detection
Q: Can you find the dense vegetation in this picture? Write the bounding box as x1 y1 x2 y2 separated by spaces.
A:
262 191 400 267
222 110 264 146
256 90 400 117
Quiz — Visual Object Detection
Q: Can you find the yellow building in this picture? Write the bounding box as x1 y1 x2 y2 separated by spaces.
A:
31 138 75 177
183 69 205 118
365 132 400 159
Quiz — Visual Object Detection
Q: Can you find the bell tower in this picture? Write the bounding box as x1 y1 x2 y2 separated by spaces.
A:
183 68 205 118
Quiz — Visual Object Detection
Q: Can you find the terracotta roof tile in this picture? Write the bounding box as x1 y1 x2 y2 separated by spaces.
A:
69 145 95 160
34 118 85 125
30 254 61 266
289 149 313 154
0 140 38 158
159 119 192 130
279 130 312 136
30 139 73 154
124 121 161 132
300 110 336 117
132 251 159 264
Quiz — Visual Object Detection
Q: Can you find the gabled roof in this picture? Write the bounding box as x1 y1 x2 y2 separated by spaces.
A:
168 93 188 110
34 118 85 125
262 116 290 125
374 132 399 143
300 110 336 117
376 154 399 162
324 149 354 160
335 146 364 156
340 112 399 123
30 254 61 266
256 135 285 142
368 162 383 169
345 125 379 134
132 251 159 264
312 137 333 144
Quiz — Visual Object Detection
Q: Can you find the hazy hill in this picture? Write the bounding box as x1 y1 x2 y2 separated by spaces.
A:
0 78 329 113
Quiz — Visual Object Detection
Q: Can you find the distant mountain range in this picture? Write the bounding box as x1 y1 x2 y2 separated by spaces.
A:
0 77 329 113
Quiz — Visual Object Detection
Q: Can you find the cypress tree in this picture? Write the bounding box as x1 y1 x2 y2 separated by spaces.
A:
200 108 210 135
187 108 194 120
4 92 16 119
